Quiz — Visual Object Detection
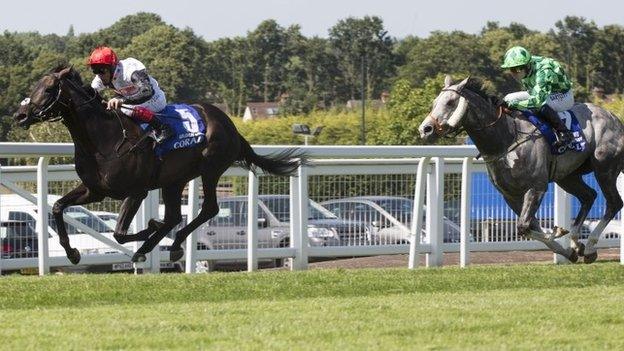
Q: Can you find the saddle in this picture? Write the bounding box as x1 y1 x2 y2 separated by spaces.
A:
139 104 207 158
521 109 587 155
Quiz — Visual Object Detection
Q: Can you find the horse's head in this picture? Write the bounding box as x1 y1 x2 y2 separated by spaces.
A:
13 66 74 129
418 75 471 143
419 76 507 144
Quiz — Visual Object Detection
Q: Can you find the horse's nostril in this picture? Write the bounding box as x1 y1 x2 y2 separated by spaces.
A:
423 125 433 134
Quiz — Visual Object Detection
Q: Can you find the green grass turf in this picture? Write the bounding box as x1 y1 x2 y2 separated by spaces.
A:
1 263 623 350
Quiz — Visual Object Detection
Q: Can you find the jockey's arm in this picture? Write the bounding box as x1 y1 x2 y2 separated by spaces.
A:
508 68 554 111
120 69 155 105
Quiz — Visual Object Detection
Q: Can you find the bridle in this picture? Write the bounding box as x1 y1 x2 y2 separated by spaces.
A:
425 84 507 138
26 72 148 158
28 73 99 122
435 85 540 163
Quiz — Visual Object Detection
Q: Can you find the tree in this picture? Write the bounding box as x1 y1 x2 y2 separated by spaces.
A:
329 16 396 101
205 37 253 116
247 20 292 102
121 25 208 102
398 31 497 89
553 16 598 89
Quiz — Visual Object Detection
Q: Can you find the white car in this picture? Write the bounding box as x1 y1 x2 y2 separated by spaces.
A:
321 196 465 244
0 194 180 272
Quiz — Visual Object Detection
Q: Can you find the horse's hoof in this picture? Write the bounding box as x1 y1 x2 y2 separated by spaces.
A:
584 251 598 264
148 219 164 231
68 248 81 265
131 252 147 263
576 242 585 257
567 249 579 263
170 248 184 262
553 226 570 238
113 234 128 244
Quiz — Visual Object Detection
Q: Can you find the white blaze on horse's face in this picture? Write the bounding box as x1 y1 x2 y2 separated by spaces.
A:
419 90 467 140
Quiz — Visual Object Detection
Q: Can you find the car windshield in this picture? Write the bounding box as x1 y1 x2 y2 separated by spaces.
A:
0 223 37 239
372 198 413 223
261 197 337 222
48 207 114 234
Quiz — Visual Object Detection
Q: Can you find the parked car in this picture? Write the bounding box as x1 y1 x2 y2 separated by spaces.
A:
0 194 181 272
321 196 464 244
92 211 118 231
162 195 372 249
1 220 38 259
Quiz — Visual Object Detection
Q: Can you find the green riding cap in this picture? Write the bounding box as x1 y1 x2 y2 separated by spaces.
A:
501 46 532 68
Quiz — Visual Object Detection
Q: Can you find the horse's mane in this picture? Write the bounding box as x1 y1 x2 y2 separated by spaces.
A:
50 64 106 112
51 64 85 86
462 77 505 107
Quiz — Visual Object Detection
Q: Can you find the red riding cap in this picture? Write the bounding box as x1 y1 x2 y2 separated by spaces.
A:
87 46 119 66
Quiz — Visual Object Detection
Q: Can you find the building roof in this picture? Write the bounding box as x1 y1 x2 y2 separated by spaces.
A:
243 102 280 122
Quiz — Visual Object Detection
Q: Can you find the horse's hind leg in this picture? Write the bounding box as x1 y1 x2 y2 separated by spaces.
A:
169 164 229 262
555 172 598 256
583 168 624 263
112 192 152 244
131 183 185 263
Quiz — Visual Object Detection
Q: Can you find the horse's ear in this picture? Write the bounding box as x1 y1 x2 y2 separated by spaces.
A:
56 65 73 80
457 77 470 89
444 75 453 88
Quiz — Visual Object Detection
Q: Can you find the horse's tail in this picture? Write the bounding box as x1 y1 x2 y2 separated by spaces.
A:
237 135 307 176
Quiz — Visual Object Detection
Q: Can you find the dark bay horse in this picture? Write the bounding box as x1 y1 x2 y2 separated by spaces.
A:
13 65 304 264
419 76 624 263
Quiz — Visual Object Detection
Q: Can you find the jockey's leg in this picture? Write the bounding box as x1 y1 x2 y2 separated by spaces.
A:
125 106 173 144
538 104 574 148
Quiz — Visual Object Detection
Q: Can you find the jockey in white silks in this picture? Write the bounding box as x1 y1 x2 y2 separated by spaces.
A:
87 46 172 143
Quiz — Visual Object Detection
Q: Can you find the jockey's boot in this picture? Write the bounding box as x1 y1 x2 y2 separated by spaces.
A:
149 117 173 144
538 104 574 149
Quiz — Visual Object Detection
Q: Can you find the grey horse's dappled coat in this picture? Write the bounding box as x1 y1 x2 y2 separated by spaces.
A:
419 76 624 263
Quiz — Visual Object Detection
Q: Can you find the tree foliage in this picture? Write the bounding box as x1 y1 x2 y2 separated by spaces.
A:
2 13 624 147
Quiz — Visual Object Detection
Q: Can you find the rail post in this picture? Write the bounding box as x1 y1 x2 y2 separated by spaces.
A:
185 178 200 273
37 157 50 275
554 184 572 264
290 165 308 270
426 157 444 267
408 157 430 269
247 171 259 271
460 157 473 267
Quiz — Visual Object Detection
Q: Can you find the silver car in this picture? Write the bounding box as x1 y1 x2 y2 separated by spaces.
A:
196 195 370 250
321 196 463 244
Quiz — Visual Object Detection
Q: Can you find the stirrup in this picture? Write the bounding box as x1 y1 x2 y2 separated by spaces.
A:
154 127 173 144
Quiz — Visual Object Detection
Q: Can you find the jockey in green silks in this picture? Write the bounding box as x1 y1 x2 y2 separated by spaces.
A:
501 46 575 148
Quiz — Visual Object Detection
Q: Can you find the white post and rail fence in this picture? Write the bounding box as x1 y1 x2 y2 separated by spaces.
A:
0 143 621 275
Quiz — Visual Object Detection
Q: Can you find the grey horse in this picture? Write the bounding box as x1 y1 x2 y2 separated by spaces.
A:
419 75 624 263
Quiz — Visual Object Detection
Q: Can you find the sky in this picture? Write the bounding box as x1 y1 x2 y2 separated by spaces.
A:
1 0 622 40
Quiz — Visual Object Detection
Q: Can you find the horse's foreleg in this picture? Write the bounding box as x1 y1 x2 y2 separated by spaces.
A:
517 188 577 262
52 184 104 264
112 192 151 244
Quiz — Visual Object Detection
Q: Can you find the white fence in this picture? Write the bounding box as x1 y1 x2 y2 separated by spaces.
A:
0 143 622 275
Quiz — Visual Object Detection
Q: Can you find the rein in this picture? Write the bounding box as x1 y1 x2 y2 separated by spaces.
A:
37 73 149 159
437 86 542 162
